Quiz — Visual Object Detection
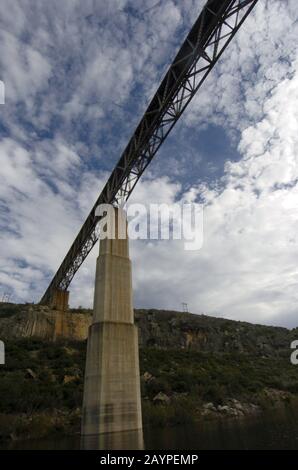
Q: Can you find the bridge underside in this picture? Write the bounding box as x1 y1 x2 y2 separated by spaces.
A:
40 0 259 307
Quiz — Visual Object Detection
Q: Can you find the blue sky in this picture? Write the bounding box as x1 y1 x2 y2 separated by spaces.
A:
0 0 298 328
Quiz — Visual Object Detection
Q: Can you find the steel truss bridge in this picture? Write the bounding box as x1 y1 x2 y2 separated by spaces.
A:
40 0 259 305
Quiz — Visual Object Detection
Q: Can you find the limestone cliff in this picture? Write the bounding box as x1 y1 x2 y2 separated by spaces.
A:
0 303 297 357
135 309 297 357
0 304 91 341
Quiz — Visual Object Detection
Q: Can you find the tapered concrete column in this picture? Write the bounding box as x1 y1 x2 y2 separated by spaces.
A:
81 208 143 442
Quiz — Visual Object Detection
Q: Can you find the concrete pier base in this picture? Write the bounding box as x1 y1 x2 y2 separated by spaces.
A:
81 208 143 440
82 322 142 435
49 289 70 340
81 429 144 450
51 289 69 311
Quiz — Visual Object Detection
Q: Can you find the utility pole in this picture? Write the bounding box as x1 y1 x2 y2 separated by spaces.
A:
1 292 11 303
182 302 189 313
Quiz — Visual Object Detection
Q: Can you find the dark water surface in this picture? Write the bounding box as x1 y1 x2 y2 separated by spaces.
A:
3 407 298 450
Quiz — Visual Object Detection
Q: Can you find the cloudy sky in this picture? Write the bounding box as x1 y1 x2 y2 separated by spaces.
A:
0 0 298 328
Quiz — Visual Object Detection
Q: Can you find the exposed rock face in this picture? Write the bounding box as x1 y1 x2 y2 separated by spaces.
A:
153 392 170 404
0 304 297 357
201 399 262 419
135 309 297 357
0 304 92 342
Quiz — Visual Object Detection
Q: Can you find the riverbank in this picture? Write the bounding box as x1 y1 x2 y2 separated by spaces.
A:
2 401 298 450
1 336 298 444
1 393 296 445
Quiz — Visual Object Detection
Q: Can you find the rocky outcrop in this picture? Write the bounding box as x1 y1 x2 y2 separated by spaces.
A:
135 309 297 357
0 304 297 357
201 399 261 419
0 304 92 342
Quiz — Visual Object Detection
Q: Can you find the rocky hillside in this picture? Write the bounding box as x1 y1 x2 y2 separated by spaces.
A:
0 303 297 357
1 303 298 444
136 309 297 357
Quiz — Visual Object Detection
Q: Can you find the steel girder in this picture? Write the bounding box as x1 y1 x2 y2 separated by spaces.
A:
40 0 258 305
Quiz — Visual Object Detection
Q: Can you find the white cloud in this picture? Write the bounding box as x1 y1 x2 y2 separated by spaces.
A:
0 136 108 301
130 56 298 328
0 30 52 104
184 0 298 134
1 0 298 330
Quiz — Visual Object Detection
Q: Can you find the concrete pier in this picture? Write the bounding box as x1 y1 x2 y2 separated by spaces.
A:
81 208 143 441
51 289 69 311
50 289 70 340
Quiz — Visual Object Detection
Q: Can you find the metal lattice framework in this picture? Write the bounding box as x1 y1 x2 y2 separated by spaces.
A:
40 0 258 305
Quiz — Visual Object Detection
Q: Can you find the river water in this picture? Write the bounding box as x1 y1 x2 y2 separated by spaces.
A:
2 407 298 450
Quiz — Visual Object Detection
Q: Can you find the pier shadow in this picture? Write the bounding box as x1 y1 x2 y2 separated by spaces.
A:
81 429 144 450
